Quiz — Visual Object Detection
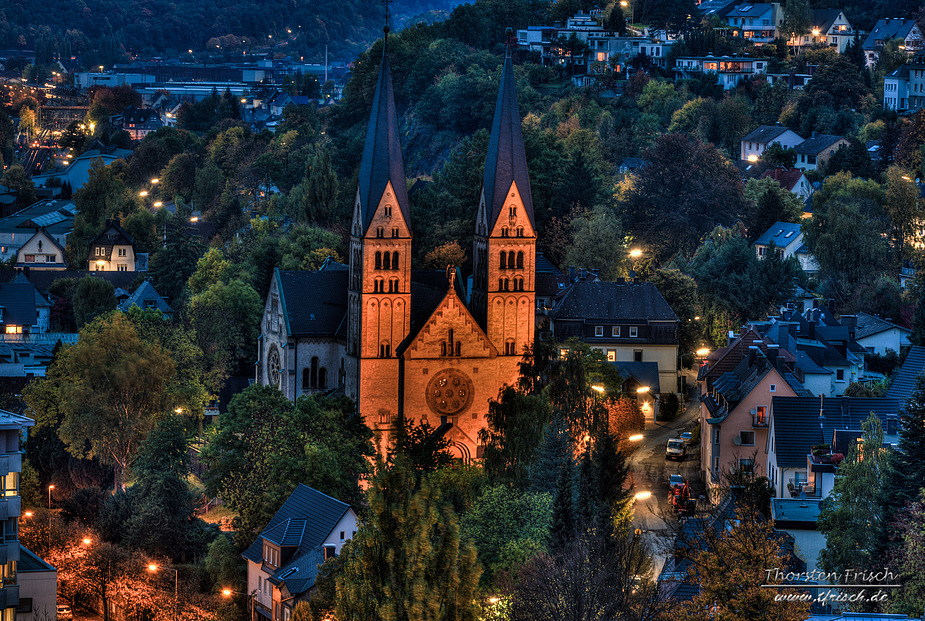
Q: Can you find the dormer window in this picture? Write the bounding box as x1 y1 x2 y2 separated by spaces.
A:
263 542 280 569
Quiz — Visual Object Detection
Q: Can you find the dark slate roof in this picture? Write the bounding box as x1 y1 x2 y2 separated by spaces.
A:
863 18 918 51
119 280 172 314
741 125 797 144
759 167 805 192
482 45 535 230
697 0 739 18
772 396 901 468
536 253 562 275
610 361 660 393
356 48 410 235
854 311 909 340
753 222 802 247
0 282 37 327
618 157 645 170
398 268 469 353
794 134 844 155
242 484 351 565
88 219 135 252
550 281 678 323
19 545 55 572
262 518 309 547
886 346 925 407
276 270 348 338
811 9 843 34
268 545 326 596
771 396 825 468
2 270 139 294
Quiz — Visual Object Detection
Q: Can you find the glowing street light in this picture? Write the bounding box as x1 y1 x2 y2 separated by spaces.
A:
629 248 642 258
139 190 148 197
696 348 710 357
47 485 54 509
636 386 649 394
150 178 159 184
591 384 605 394
148 564 179 599
83 537 92 545
628 434 644 442
635 491 652 500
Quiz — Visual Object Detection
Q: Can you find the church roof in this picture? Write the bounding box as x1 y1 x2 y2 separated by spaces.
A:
482 44 535 229
276 269 349 338
356 46 410 235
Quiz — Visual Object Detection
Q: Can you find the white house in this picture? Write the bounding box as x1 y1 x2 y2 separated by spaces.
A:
863 18 924 68
788 9 854 53
242 485 357 621
673 56 768 90
15 229 67 271
793 133 849 171
87 219 138 272
740 125 804 162
845 312 910 356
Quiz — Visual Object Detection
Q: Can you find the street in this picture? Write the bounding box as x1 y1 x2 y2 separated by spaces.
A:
629 381 702 574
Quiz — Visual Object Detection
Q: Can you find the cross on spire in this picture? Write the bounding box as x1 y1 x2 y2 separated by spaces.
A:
382 0 393 35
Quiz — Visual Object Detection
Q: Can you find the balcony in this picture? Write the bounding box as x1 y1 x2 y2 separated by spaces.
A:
0 497 20 521
751 408 768 428
787 479 819 498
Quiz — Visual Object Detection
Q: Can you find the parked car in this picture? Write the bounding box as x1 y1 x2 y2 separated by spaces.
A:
57 604 73 620
668 473 683 489
666 438 687 461
680 431 693 444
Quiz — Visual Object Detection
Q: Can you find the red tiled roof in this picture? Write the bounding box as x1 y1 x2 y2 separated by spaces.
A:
760 167 805 192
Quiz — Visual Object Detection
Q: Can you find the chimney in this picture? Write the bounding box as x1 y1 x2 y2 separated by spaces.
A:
807 320 815 341
569 266 576 282
767 344 779 368
748 345 758 367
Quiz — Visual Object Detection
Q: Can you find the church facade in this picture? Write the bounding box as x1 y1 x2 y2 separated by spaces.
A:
257 41 535 461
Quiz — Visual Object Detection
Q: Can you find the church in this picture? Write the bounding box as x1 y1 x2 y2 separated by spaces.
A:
257 36 536 461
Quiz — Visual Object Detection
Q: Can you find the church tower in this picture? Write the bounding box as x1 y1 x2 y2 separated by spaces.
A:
472 38 536 361
346 29 411 424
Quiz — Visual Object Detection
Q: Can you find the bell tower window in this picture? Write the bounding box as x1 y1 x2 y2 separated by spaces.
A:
500 252 507 269
392 251 399 270
379 342 391 358
375 251 382 270
383 252 391 270
376 227 384 238
517 251 524 269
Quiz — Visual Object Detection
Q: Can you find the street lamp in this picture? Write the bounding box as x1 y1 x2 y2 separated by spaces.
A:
635 491 652 500
628 433 644 442
47 485 54 509
620 0 634 28
148 564 178 599
222 588 255 621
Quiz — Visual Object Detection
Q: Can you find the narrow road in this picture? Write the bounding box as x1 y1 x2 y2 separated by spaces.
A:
629 379 702 574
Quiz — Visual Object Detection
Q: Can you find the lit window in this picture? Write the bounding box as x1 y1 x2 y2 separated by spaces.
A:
594 326 603 337
4 326 21 334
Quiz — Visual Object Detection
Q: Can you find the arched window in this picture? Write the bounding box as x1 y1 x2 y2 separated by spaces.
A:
455 342 461 356
375 251 382 270
441 342 447 356
517 251 524 269
376 227 384 238
374 279 383 293
302 368 311 391
318 368 327 389
500 252 507 269
508 251 516 268
392 251 399 270
379 342 391 358
383 252 391 270
498 278 504 291
310 357 319 389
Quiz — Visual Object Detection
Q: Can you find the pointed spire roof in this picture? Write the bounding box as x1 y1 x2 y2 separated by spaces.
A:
356 40 410 235
482 41 534 229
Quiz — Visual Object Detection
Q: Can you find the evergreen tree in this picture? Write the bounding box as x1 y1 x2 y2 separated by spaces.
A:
591 429 634 537
878 376 925 547
479 386 550 488
335 457 481 621
548 454 576 554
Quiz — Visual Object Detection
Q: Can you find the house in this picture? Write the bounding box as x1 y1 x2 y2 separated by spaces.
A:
759 167 812 202
0 200 74 265
15 229 67 271
118 280 172 316
17 545 58 621
548 279 680 420
883 53 925 112
697 0 740 20
87 219 138 272
116 106 163 140
534 253 567 313
752 221 818 273
844 312 910 356
0 281 40 336
0 409 35 618
242 485 357 621
616 157 645 175
673 56 769 90
739 125 804 162
766 395 900 502
257 44 539 462
863 18 924 68
726 3 784 46
788 9 854 53
699 336 809 486
30 145 133 193
793 133 849 171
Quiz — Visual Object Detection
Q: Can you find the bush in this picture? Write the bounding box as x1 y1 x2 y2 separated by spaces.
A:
658 393 681 421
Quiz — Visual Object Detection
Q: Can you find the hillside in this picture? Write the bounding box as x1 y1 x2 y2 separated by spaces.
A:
0 0 466 63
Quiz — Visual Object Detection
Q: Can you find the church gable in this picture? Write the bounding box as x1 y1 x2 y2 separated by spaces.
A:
363 180 411 240
488 180 535 238
403 289 497 360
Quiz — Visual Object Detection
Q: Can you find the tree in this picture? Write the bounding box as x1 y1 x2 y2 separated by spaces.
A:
421 241 467 270
884 491 925 616
147 214 204 304
335 458 482 621
1 164 36 209
818 414 888 578
479 386 550 488
883 166 925 261
187 279 262 378
605 396 645 451
204 535 243 593
459 485 552 587
304 147 339 226
622 133 749 263
40 313 175 491
389 413 455 477
277 226 343 271
742 177 804 241
564 206 628 280
781 0 812 39
200 385 374 543
72 275 117 329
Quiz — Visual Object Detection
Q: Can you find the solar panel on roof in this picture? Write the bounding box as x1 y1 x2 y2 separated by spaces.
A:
31 212 66 227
